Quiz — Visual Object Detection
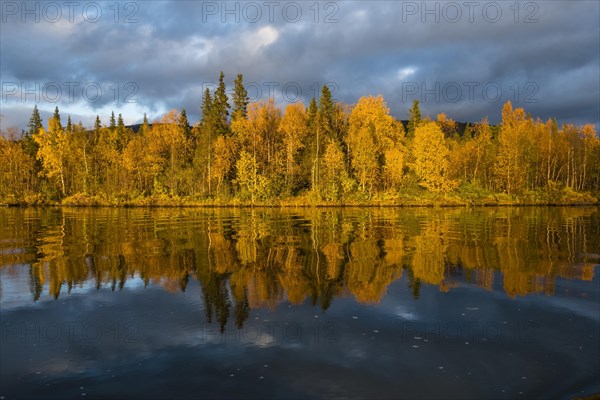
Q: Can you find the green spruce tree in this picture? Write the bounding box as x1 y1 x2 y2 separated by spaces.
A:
213 71 230 136
27 105 43 137
407 99 421 138
66 116 73 134
52 107 63 131
232 73 249 120
318 85 334 141
179 108 192 140
109 111 116 130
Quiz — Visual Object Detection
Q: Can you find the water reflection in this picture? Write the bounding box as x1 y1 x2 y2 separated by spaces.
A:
1 207 598 331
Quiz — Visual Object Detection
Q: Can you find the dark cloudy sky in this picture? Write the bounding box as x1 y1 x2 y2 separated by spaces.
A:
1 0 599 131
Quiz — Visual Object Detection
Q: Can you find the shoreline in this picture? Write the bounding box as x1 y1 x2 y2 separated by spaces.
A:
2 196 598 208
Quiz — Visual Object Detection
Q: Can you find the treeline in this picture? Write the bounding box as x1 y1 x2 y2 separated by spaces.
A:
1 72 599 205
3 207 597 329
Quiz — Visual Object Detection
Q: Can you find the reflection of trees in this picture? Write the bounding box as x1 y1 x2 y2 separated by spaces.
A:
1 207 598 327
410 217 449 287
345 237 403 303
443 207 599 296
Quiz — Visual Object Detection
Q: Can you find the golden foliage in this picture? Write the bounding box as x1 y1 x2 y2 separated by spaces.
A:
411 121 456 193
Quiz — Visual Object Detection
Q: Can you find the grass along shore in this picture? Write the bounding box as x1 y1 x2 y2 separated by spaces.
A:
2 187 598 207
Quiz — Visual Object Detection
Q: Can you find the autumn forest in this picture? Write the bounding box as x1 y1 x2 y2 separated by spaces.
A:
1 72 599 206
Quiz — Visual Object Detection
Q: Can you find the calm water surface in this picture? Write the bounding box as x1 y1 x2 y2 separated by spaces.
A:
1 207 599 399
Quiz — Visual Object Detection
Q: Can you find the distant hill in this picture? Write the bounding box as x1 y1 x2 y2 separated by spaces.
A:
127 124 144 133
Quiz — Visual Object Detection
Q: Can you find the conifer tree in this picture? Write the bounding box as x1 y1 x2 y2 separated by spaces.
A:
24 105 43 158
109 111 116 130
66 116 73 134
53 106 62 131
27 105 43 137
232 73 249 120
213 71 230 136
408 99 421 137
179 109 192 140
318 85 334 141
139 113 149 135
201 88 213 124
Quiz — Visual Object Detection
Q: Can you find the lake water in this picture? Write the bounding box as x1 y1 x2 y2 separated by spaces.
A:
1 207 599 399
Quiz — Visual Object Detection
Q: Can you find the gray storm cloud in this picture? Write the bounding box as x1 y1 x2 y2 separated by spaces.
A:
1 0 598 130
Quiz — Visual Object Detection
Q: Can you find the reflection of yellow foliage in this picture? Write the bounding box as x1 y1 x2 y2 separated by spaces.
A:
345 240 402 303
280 274 310 305
411 219 448 286
383 238 404 266
245 273 283 310
236 235 257 266
321 242 343 279
5 207 599 318
581 264 595 281
210 233 235 274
